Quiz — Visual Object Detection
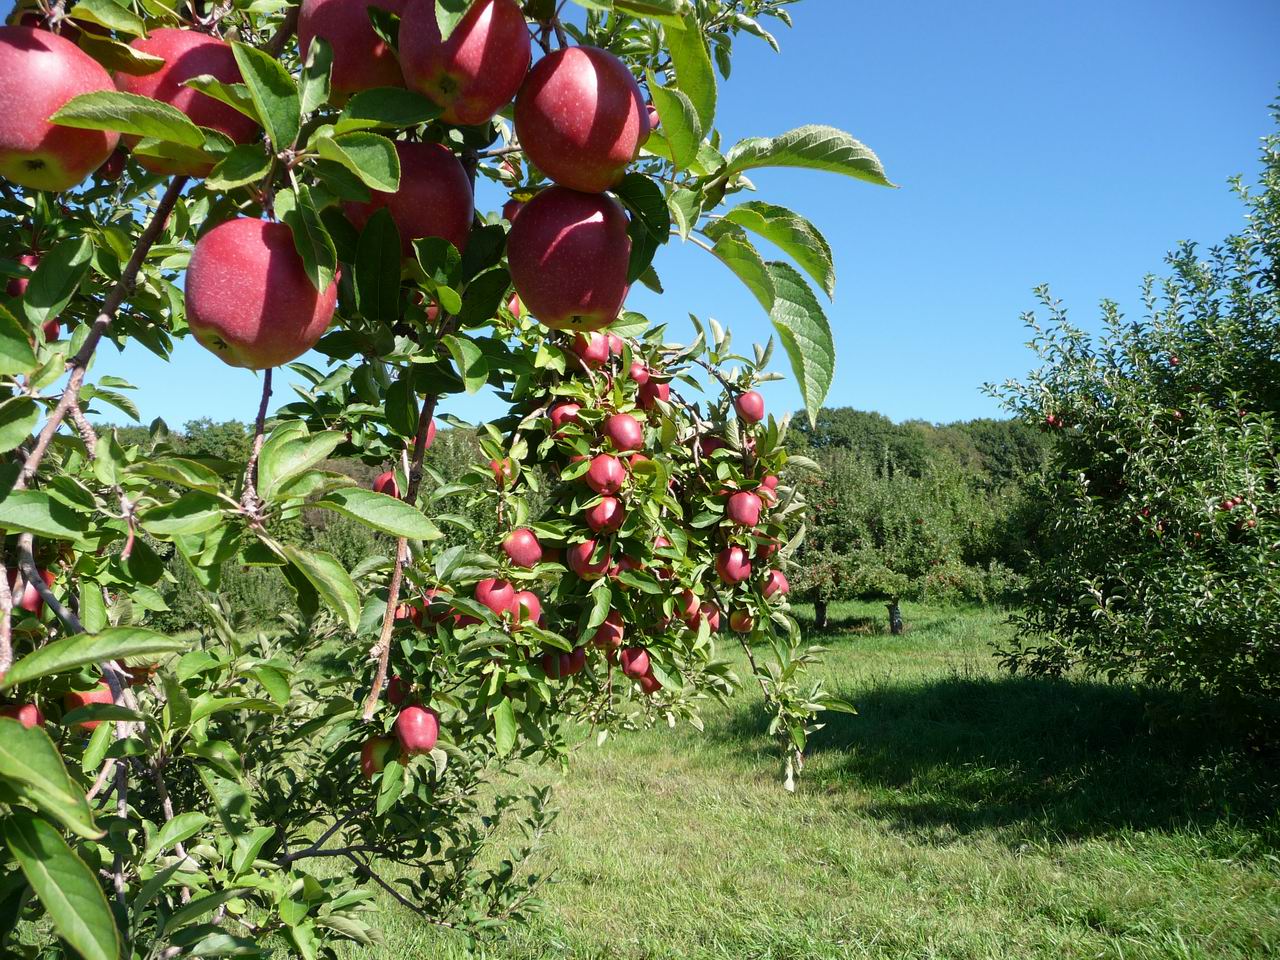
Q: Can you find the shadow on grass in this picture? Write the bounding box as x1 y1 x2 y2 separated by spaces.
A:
716 667 1280 854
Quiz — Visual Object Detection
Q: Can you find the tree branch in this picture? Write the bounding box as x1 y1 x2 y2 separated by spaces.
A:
240 368 273 518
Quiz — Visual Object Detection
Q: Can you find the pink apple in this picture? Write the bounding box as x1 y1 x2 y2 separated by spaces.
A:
64 683 112 730
727 491 762 527
513 590 543 625
502 197 524 222
734 390 765 423
386 675 410 705
572 331 612 366
638 381 669 410
490 457 516 487
475 577 516 617
372 471 400 498
0 703 44 729
395 704 439 755
549 401 582 433
716 546 752 585
502 528 543 568
763 569 790 599
585 454 625 495
299 0 407 103
344 141 473 257
6 252 39 298
591 610 624 651
567 539 610 580
602 413 644 452
619 646 650 680
628 361 650 385
585 496 624 533
637 672 661 695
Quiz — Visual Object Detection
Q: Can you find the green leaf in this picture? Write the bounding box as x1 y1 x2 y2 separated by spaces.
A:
163 888 249 936
337 87 441 132
0 489 90 541
721 124 895 188
128 457 222 493
258 429 343 501
442 333 487 393
50 90 204 146
299 35 332 116
665 12 716 131
250 666 290 705
4 813 120 960
315 131 400 193
704 221 774 312
183 75 260 123
22 235 93 330
0 719 100 840
718 201 835 298
314 488 443 540
76 31 165 75
767 261 835 424
231 825 275 877
205 144 272 190
0 304 37 376
140 491 225 537
0 398 40 454
2 628 184 689
144 812 209 862
355 208 402 323
612 172 669 284
646 74 700 170
276 184 337 293
68 0 147 36
435 0 477 41
231 40 300 149
280 545 360 630
492 697 516 757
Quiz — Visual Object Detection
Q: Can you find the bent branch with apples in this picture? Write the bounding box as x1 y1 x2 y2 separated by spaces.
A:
0 0 891 954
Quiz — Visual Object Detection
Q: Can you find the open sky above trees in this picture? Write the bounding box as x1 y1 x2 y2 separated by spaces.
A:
20 0 1276 427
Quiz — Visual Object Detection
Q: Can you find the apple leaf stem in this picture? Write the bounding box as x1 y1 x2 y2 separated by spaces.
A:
361 393 438 721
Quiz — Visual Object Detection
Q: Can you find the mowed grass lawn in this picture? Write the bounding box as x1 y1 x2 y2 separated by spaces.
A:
344 602 1280 960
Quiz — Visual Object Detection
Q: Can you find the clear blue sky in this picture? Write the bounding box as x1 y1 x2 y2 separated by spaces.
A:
64 1 1280 427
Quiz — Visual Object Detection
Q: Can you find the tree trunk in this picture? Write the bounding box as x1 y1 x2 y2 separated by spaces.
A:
814 599 829 630
887 601 903 635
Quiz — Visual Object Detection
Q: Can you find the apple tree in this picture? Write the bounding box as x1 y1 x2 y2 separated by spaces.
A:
0 0 891 954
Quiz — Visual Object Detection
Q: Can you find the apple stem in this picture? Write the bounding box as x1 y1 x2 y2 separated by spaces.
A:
361 394 438 721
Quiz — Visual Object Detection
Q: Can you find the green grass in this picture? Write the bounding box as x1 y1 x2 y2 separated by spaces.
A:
345 602 1280 959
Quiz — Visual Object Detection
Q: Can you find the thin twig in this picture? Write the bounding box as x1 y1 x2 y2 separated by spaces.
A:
265 5 298 57
342 852 457 928
240 369 273 518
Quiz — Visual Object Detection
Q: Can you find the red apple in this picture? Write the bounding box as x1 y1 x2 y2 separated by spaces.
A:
399 0 530 125
394 602 423 627
637 672 662 695
298 0 407 104
761 475 779 491
727 491 762 527
645 101 660 131
701 603 722 632
729 610 753 633
7 567 54 615
628 361 650 385
586 454 625 495
6 251 38 298
97 149 126 182
513 589 543 625
572 331 612 366
372 470 400 498
424 587 453 623
591 611 624 651
638 381 669 410
475 577 516 617
502 197 524 222
116 29 259 176
514 45 648 193
619 646 650 680
734 390 765 424
386 675 410 705
490 457 516 487
756 539 779 560
763 569 790 599
678 588 700 626
602 413 644 453
0 26 119 191
344 141 473 257
700 436 726 456
395 704 439 755
424 418 438 449
567 539 610 580
507 186 631 332
502 528 543 568
0 703 44 729
187 218 338 369
548 401 582 433
716 546 752 585
64 683 112 730
360 736 395 779
585 496 624 533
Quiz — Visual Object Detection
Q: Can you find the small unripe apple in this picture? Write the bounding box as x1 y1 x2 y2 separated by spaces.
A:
619 647 650 680
591 610 624 651
475 578 516 617
6 251 39 298
603 413 644 453
0 26 119 191
395 704 439 755
585 454 625 495
386 675 410 706
727 491 762 527
298 0 407 104
507 186 631 332
763 570 790 599
490 457 516 487
503 528 543 568
513 589 543 625
360 736 395 780
628 361 650 385
399 0 531 125
344 141 474 257
585 496 624 533
734 390 765 423
567 539 610 580
64 683 112 730
716 546 752 585
549 401 582 433
729 610 754 633
638 381 669 410
186 218 338 369
0 703 44 729
514 45 648 193
372 471 400 498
